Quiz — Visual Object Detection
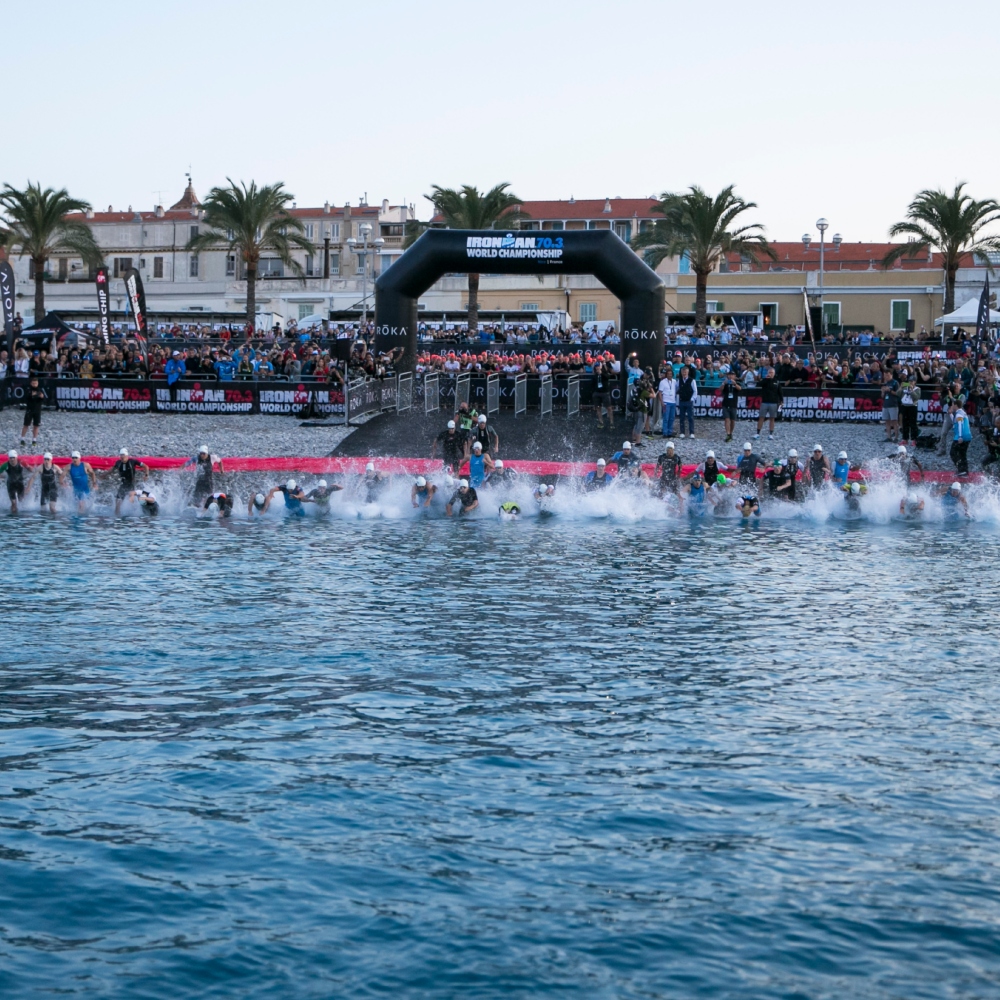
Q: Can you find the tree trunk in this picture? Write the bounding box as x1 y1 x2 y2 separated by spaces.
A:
467 272 480 336
945 263 957 315
245 264 257 330
34 257 45 320
694 270 709 329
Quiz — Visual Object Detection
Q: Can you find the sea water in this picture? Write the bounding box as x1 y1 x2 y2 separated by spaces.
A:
2 501 1000 999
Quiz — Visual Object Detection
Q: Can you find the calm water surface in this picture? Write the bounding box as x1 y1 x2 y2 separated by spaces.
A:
2 512 999 999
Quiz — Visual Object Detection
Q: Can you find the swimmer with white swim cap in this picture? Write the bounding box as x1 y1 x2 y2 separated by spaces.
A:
411 475 437 508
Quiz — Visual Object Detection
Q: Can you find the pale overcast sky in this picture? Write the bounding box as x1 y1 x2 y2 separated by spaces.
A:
5 0 998 240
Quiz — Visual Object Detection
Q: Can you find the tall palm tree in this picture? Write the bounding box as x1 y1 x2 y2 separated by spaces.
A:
882 183 1000 315
0 182 103 319
424 183 524 333
187 179 313 328
632 185 775 329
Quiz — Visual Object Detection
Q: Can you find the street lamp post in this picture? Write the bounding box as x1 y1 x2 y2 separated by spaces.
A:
802 220 843 337
346 223 385 334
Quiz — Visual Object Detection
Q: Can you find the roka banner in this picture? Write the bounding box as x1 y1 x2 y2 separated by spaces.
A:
123 267 149 368
0 260 15 358
95 268 111 346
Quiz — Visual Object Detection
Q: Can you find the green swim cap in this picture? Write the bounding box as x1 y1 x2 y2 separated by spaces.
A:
716 474 727 485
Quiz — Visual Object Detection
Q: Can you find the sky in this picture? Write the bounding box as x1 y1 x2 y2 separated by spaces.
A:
4 0 999 241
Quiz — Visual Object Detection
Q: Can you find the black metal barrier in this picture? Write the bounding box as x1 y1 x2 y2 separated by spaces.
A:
413 375 946 424
0 375 947 424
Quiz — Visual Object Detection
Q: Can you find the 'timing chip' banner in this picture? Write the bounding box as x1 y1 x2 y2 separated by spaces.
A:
95 267 111 346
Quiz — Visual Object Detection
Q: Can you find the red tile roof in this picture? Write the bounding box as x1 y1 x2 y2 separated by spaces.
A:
724 241 968 272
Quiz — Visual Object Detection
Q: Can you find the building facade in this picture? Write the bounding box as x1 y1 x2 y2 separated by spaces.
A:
7 180 414 328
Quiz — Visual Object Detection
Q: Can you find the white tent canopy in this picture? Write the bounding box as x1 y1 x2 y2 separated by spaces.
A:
934 297 1000 326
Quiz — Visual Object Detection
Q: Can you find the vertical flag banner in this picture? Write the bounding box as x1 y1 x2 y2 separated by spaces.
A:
95 267 111 346
975 274 990 365
123 266 149 368
0 261 15 358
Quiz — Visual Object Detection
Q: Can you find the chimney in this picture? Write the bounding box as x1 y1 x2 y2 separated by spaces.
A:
107 205 113 212
569 195 575 204
381 198 389 213
85 208 94 219
603 198 612 213
323 201 330 214
344 201 351 220
155 205 164 218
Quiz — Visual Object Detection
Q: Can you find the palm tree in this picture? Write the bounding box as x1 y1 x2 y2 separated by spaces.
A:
882 183 1000 315
632 184 775 329
187 179 313 328
0 182 103 319
424 183 524 333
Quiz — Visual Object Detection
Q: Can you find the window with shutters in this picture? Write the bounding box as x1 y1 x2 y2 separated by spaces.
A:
114 257 132 277
305 223 315 240
190 225 199 240
225 255 235 277
580 302 597 322
329 253 340 275
890 300 911 330
189 254 199 278
154 257 164 278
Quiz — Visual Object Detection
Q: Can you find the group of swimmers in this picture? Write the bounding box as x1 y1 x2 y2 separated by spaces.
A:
578 438 968 518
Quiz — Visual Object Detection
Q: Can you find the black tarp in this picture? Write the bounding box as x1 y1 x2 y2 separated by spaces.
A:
18 312 90 350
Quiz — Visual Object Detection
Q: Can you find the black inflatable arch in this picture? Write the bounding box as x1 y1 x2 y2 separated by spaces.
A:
374 229 665 376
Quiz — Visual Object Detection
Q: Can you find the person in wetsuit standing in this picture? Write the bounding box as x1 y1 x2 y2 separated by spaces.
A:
1 449 26 512
27 452 65 512
106 448 149 515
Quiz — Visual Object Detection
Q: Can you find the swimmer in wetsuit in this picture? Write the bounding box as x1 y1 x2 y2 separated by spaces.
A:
1 449 26 512
498 501 521 519
938 481 970 518
411 476 437 508
445 479 478 517
842 481 867 512
265 479 308 516
129 489 160 515
306 479 342 510
203 491 235 517
584 458 614 490
736 494 761 518
27 452 65 513
360 462 387 504
66 451 97 512
248 492 268 517
899 493 925 518
106 448 149 515
181 445 226 504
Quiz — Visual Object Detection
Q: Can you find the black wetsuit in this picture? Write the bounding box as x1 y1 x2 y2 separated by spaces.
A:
656 452 682 492
193 455 214 501
449 487 478 510
2 460 25 502
739 495 760 517
307 486 340 508
204 492 233 516
436 431 464 470
39 465 59 505
112 459 141 498
808 456 828 488
362 476 385 504
736 452 763 485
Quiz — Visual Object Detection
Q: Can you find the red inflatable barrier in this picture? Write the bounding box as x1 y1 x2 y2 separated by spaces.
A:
10 454 980 484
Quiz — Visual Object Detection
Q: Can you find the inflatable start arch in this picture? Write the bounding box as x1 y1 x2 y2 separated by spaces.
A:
374 228 665 378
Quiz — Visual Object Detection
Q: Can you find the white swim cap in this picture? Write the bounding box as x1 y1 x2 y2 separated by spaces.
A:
42 452 52 461
416 476 426 487
71 450 81 459
447 420 456 429
813 444 823 452
366 462 375 472
622 441 631 450
951 482 962 492
199 445 209 454
494 460 504 469
666 441 675 450
139 494 149 504
837 451 848 460
897 444 907 455
788 448 798 458
473 441 482 451
706 450 715 459
596 458 606 466
255 493 265 505
8 450 17 459
851 482 860 494
120 447 129 455
317 479 327 488
459 478 469 488
209 502 219 512
907 493 918 504
478 414 487 423
287 479 296 490
743 442 752 450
